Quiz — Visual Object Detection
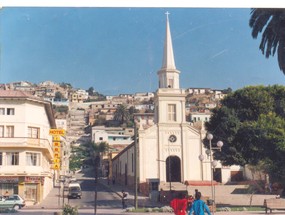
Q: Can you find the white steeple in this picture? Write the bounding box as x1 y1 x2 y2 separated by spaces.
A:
157 12 180 89
162 12 176 70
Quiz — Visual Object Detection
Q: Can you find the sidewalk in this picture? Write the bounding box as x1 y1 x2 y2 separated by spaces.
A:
26 185 63 209
98 177 164 208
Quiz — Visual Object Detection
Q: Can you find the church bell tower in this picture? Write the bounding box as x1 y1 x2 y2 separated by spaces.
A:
155 12 186 124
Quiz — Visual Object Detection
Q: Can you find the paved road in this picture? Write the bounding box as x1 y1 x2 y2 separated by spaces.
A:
67 176 122 209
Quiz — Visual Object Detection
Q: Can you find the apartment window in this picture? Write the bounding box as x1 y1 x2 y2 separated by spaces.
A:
99 137 103 141
0 108 4 115
26 152 40 166
168 104 176 121
6 152 19 165
6 126 14 138
0 152 2 165
28 127 40 138
7 108 15 115
0 126 3 137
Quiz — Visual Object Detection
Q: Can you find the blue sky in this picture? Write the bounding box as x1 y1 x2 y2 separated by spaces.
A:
1 7 285 95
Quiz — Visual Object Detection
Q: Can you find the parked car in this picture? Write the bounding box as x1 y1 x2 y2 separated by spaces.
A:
68 183 82 199
0 195 25 210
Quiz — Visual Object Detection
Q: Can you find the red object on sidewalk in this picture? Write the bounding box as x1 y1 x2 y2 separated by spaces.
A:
170 198 188 215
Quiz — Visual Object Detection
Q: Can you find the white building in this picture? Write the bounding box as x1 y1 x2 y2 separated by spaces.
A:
38 80 57 87
92 126 133 145
112 14 242 196
134 92 154 101
189 112 211 123
0 90 56 204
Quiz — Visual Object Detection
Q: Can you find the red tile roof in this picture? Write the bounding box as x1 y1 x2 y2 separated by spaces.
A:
0 90 38 99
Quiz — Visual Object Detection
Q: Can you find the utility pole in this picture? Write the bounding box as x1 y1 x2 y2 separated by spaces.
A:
134 121 138 209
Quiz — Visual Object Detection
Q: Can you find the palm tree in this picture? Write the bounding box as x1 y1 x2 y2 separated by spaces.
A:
114 104 130 125
249 8 285 74
88 141 109 215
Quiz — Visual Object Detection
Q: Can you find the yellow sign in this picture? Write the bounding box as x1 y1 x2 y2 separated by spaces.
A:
53 146 60 153
53 158 60 164
49 129 65 136
53 142 61 147
54 152 60 159
52 163 60 170
53 136 61 141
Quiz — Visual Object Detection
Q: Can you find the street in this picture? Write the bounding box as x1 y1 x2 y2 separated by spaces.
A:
67 176 122 209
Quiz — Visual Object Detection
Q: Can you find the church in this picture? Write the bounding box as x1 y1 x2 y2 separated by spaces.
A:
111 13 243 196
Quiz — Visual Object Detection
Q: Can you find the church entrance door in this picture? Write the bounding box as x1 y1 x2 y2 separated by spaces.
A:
166 156 181 182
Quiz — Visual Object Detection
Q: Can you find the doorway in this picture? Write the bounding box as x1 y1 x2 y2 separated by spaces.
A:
25 184 37 202
166 156 181 182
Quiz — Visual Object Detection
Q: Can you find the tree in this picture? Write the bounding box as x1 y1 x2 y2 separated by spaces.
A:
69 144 89 171
205 85 285 181
114 104 130 125
249 8 285 74
87 87 95 96
222 87 232 94
54 91 64 101
59 82 73 89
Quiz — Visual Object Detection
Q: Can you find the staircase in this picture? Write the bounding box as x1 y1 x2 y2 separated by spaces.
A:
159 182 188 191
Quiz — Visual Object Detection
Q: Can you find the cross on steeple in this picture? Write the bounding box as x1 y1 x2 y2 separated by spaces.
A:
165 11 170 19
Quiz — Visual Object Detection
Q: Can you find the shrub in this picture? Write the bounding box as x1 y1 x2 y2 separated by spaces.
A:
62 204 78 215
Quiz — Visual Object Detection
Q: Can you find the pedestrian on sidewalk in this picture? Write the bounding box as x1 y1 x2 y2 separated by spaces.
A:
194 189 199 199
122 190 128 209
188 191 211 215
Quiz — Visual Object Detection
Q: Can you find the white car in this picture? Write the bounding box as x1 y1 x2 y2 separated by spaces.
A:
0 195 25 210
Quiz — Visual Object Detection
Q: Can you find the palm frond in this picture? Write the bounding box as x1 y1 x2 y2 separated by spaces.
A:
249 8 272 38
277 40 285 75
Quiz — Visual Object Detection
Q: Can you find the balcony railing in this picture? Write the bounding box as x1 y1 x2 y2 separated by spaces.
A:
0 137 53 157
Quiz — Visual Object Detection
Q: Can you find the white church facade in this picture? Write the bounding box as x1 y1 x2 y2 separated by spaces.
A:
111 14 243 196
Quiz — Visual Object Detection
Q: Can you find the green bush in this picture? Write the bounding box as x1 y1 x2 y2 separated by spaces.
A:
62 204 78 215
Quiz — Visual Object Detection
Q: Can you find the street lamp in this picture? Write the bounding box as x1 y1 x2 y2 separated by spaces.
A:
199 133 223 215
168 135 176 193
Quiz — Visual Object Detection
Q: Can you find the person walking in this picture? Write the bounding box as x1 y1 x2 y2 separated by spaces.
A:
121 190 128 209
188 191 211 215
